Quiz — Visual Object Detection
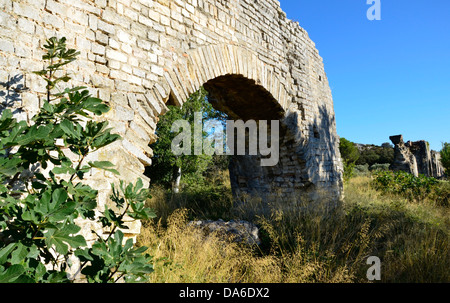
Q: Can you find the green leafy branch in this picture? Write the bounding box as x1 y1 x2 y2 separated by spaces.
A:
0 37 156 283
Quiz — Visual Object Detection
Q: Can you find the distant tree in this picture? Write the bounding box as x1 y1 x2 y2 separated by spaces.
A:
377 145 394 164
356 144 394 166
357 149 380 166
440 142 450 175
147 87 227 192
339 138 360 181
339 138 360 164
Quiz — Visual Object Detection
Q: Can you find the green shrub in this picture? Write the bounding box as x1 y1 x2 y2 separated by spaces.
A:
147 170 233 225
369 163 390 172
373 170 439 201
428 180 450 207
0 37 155 283
353 164 370 176
341 162 354 182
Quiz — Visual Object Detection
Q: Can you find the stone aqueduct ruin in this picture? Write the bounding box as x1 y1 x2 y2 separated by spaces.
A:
1 0 344 237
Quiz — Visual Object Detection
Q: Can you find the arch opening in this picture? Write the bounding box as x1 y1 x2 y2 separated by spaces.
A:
203 74 285 121
199 74 312 208
146 73 314 215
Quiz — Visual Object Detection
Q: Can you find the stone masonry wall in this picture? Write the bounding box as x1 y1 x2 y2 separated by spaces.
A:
0 0 344 239
390 135 445 178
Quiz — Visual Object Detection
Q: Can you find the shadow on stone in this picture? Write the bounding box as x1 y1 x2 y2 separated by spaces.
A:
0 73 27 116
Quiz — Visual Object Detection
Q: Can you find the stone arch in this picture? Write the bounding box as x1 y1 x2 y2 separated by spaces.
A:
148 44 321 205
158 44 292 114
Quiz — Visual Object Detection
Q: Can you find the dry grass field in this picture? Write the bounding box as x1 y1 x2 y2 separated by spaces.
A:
137 174 450 283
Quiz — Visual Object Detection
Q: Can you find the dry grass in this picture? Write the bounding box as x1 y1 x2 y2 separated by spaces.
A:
137 209 353 283
137 175 450 283
137 209 279 283
342 176 450 282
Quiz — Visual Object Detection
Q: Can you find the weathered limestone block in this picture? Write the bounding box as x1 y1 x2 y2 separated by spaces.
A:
188 219 261 245
431 150 445 178
390 135 418 176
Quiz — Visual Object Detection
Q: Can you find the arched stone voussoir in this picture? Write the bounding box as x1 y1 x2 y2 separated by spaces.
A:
160 44 292 114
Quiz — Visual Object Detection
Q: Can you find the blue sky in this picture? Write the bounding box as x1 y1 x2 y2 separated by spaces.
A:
278 0 450 151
